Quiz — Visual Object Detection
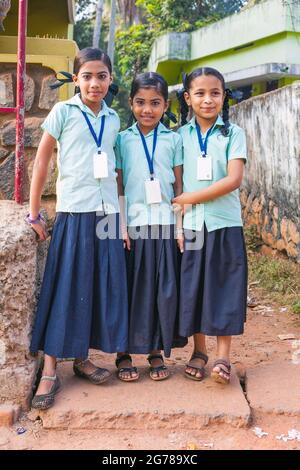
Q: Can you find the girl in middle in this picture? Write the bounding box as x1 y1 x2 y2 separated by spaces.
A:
115 72 184 382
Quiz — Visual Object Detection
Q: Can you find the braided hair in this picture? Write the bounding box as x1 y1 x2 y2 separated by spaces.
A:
176 73 189 127
177 67 232 136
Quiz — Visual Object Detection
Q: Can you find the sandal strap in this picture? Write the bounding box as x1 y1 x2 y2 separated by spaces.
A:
191 351 209 364
115 354 132 368
119 366 137 374
149 365 167 372
147 354 163 364
74 359 89 367
186 364 205 372
213 359 231 371
40 375 57 382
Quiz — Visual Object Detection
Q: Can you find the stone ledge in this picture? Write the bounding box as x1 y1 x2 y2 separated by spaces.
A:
31 359 250 430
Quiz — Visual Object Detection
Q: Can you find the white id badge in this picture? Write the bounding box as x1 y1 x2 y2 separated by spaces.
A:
93 151 108 179
197 155 212 180
145 178 162 204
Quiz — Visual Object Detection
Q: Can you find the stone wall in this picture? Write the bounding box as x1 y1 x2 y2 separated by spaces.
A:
230 83 300 262
0 63 59 223
0 201 48 410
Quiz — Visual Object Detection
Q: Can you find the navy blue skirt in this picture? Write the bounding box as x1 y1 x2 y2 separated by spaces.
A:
179 225 248 337
126 225 187 358
30 212 128 358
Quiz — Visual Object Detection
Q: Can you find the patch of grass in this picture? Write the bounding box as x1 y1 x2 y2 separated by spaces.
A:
292 301 300 315
248 251 300 308
244 225 263 252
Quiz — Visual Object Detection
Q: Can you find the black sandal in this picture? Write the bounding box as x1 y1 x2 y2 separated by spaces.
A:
115 354 139 382
185 351 208 381
73 359 111 385
147 354 169 381
31 375 61 410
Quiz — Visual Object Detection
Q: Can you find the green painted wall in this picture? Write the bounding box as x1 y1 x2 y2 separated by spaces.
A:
149 0 300 98
155 32 300 86
1 0 72 39
252 82 266 96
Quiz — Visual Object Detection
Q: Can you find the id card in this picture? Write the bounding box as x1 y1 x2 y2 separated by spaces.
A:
145 178 162 204
197 155 212 181
94 151 108 179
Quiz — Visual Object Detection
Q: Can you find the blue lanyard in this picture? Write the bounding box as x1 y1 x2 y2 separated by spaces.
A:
137 125 158 179
195 121 214 157
81 111 106 152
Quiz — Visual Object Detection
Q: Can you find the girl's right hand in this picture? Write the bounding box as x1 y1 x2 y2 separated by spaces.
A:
123 231 131 251
30 219 48 241
176 235 184 254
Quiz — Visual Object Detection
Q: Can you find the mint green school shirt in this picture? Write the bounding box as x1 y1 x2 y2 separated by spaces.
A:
178 115 247 232
115 122 183 227
41 93 120 213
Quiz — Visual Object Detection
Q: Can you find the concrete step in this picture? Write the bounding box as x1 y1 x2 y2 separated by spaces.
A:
30 355 250 430
246 361 300 416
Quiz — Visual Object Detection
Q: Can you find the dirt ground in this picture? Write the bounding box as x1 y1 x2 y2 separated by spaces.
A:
1 284 300 451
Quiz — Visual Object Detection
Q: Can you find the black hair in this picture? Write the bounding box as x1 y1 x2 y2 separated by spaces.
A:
128 72 177 127
73 47 112 95
73 47 112 75
130 72 168 101
177 67 232 136
50 48 118 106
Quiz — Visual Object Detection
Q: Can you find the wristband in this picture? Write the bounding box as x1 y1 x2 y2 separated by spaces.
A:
25 213 45 225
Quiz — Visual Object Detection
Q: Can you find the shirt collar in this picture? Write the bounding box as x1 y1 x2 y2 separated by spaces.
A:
128 121 172 136
189 114 224 132
65 93 113 117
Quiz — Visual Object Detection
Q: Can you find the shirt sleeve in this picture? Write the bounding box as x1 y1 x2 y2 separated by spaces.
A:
173 133 184 167
112 113 121 146
41 102 66 141
115 133 123 170
227 126 247 162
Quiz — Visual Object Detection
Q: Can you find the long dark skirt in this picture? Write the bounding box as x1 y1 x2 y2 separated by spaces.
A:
126 225 186 358
30 212 128 358
179 224 248 337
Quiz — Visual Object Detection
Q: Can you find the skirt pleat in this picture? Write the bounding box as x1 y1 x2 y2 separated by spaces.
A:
179 225 248 337
30 212 128 358
127 225 186 357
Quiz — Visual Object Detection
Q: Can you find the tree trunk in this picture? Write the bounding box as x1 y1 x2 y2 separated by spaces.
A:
93 0 104 48
107 0 117 68
117 0 140 27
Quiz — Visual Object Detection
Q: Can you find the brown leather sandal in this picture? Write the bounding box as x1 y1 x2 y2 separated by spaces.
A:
185 351 208 381
211 359 231 384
